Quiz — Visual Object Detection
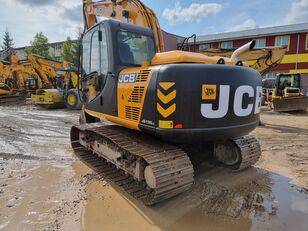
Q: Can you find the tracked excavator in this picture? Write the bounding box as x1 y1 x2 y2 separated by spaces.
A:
0 54 41 103
0 53 63 90
70 0 262 205
0 49 78 107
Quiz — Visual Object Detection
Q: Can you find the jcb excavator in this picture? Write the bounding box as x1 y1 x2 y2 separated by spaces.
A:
0 55 40 103
70 0 262 205
0 53 63 91
0 51 73 104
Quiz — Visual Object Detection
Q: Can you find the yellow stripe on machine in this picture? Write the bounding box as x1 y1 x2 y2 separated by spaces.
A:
85 108 141 131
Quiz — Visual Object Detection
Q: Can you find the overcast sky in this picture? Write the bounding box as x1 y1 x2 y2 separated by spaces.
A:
0 0 308 47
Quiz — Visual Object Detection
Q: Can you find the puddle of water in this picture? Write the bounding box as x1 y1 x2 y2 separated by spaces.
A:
251 174 308 231
76 164 308 231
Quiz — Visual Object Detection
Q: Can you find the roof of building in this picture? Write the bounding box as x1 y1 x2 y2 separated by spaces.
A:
14 39 78 51
189 22 308 44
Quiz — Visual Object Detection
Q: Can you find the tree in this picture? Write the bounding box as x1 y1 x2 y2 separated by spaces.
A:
1 28 14 50
71 33 82 66
25 32 50 58
61 36 74 63
61 34 82 66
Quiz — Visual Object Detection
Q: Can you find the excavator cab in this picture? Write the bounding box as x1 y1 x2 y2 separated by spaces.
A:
25 77 39 91
81 19 156 110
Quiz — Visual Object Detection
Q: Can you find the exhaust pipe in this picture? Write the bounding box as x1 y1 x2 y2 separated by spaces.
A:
231 40 256 62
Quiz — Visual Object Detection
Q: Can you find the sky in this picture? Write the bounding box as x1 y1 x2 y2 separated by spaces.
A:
0 0 308 47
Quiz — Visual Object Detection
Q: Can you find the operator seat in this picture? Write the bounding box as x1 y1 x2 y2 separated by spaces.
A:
119 43 134 64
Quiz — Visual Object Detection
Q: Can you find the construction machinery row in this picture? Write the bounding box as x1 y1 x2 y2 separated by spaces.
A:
0 48 81 109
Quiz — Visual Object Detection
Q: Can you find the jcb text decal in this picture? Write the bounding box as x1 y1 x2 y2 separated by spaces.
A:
119 74 136 83
201 85 262 119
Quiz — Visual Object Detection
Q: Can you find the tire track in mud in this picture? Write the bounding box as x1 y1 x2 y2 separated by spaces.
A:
0 152 73 162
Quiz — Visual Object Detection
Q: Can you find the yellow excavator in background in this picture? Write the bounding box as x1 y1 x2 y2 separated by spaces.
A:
0 51 67 104
0 48 82 106
26 53 63 88
0 55 41 103
70 0 266 206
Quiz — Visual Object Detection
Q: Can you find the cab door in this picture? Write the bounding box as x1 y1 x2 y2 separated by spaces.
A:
82 26 104 103
82 24 119 116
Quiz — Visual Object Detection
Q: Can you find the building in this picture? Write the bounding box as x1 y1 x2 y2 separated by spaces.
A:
13 31 180 62
185 23 308 77
12 23 308 76
14 40 76 62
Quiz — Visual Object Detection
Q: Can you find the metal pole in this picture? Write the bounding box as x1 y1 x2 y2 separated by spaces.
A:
295 34 300 70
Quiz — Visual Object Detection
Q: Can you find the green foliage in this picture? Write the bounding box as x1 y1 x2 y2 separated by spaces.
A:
71 33 82 67
61 37 74 63
26 32 50 58
61 34 81 66
1 28 14 50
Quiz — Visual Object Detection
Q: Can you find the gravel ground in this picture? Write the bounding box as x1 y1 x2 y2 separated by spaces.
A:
0 105 307 231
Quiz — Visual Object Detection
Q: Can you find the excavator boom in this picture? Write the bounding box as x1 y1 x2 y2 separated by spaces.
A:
200 45 287 75
83 0 164 52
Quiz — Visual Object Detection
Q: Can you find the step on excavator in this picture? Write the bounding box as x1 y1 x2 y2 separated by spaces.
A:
71 0 264 205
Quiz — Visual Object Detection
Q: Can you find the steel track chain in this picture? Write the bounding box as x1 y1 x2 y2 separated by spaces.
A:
71 123 194 205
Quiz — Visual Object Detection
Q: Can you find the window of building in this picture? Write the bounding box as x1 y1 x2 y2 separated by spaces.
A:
220 41 233 49
254 38 266 48
275 35 290 49
199 43 211 51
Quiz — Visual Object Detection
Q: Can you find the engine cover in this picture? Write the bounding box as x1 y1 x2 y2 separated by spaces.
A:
140 63 262 143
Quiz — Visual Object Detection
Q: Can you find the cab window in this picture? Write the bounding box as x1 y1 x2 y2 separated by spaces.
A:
117 31 156 65
82 32 91 75
82 26 108 75
90 31 100 73
100 27 108 74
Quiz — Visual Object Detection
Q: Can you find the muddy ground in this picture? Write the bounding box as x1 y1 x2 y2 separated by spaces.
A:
0 105 307 231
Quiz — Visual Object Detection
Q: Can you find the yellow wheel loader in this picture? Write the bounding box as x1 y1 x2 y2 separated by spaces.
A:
271 73 308 112
31 66 82 109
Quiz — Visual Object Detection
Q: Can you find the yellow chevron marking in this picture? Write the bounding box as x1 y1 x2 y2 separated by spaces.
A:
159 82 175 91
157 89 176 104
157 103 176 118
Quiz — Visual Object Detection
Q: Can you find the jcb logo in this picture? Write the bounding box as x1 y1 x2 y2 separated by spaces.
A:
201 85 262 119
119 74 136 83
202 84 216 100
